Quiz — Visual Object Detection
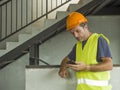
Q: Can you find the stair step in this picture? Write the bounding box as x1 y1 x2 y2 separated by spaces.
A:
31 29 42 36
79 0 93 4
56 11 70 19
69 0 93 12
32 19 60 36
32 18 45 28
0 34 32 57
69 4 82 12
44 19 58 27
0 50 7 57
18 34 32 43
0 35 18 50
31 26 41 31
0 42 6 49
7 35 19 42
78 0 93 4
6 42 20 50
20 26 33 34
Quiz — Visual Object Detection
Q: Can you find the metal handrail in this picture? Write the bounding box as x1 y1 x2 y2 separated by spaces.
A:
30 57 50 66
0 0 71 42
26 65 60 68
0 0 11 6
26 64 120 69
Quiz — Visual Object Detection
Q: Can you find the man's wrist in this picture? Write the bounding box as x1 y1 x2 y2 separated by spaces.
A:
85 65 90 71
60 65 67 70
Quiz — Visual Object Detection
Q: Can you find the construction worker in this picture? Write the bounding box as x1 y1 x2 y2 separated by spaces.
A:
58 12 113 90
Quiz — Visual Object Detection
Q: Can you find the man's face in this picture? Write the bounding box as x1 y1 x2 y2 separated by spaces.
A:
70 25 86 41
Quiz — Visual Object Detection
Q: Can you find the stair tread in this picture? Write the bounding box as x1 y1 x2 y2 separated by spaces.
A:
69 0 93 12
19 34 32 42
6 42 20 50
56 11 70 19
0 50 8 57
44 19 58 27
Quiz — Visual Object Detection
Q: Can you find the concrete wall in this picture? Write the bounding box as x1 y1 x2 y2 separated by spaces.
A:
39 31 76 65
87 16 120 64
26 67 120 90
0 54 29 90
26 68 76 90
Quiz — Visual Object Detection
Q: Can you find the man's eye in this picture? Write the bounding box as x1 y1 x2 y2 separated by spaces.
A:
76 30 80 33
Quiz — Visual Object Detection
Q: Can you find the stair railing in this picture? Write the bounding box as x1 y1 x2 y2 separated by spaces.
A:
0 0 71 42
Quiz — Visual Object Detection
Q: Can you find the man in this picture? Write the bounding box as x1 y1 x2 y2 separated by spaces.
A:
58 12 113 90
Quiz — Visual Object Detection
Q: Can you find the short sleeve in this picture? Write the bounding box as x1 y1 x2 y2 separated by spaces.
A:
67 44 76 61
97 36 112 62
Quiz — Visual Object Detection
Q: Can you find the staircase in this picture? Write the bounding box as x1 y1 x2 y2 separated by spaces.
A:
0 0 93 68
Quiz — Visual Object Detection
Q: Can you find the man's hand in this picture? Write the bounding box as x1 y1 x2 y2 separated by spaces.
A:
59 68 68 78
58 57 70 78
67 62 87 71
67 57 113 72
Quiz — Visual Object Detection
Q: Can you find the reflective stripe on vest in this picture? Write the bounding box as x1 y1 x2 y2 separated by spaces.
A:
77 78 110 86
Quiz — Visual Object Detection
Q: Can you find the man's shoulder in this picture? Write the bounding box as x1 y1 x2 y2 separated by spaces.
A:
98 36 108 44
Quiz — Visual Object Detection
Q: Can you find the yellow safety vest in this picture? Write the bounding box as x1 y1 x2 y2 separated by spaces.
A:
76 33 112 90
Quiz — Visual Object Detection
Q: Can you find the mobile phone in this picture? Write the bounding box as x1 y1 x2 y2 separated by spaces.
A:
66 60 76 64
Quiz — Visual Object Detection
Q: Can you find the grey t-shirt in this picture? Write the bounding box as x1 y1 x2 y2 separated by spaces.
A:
67 36 112 62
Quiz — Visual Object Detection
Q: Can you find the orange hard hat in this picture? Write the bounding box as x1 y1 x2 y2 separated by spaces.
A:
66 12 88 30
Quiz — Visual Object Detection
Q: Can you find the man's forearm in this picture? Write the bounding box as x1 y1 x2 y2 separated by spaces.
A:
59 57 70 78
60 57 70 69
86 58 113 72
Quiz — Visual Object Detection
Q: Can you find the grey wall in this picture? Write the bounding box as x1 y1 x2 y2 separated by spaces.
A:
87 16 120 64
26 68 76 90
0 54 29 90
39 31 76 65
26 67 120 90
111 67 120 90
